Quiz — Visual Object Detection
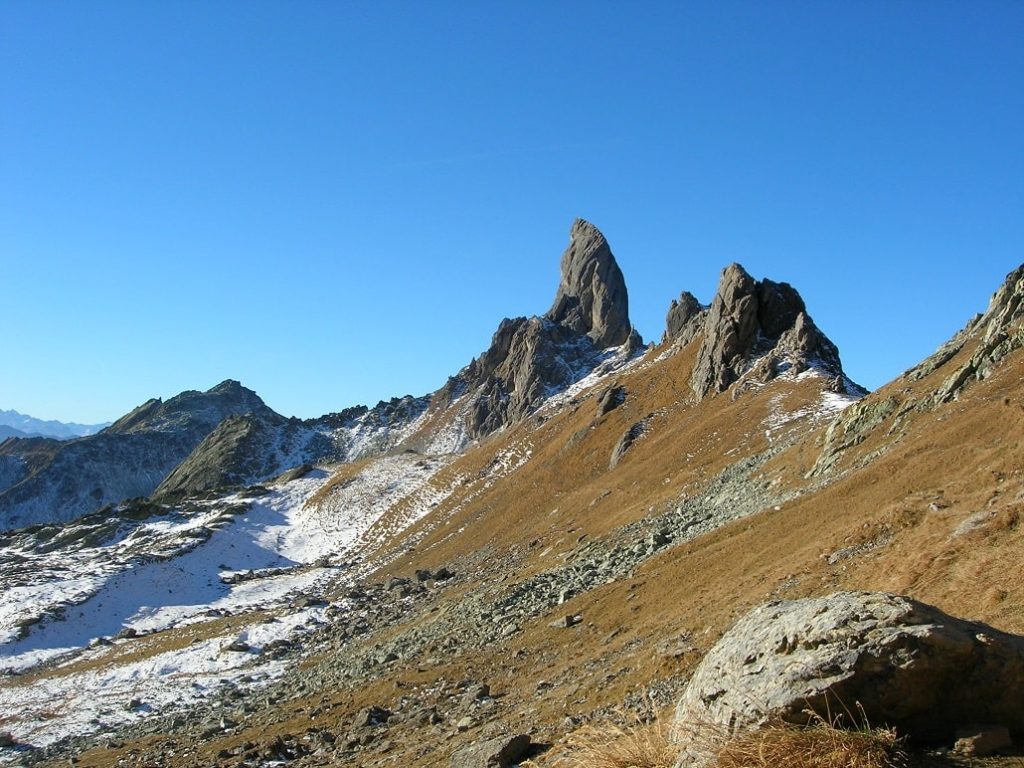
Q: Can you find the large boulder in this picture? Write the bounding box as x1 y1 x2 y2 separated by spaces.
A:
672 592 1024 764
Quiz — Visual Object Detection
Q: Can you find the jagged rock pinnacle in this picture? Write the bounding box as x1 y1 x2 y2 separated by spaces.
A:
437 219 640 439
664 291 707 346
689 263 857 399
546 218 633 348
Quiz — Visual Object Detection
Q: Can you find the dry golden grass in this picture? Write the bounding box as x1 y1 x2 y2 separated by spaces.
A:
551 719 678 768
548 717 906 768
715 721 906 768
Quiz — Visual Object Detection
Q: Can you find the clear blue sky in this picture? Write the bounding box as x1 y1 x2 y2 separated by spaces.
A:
2 1 1022 423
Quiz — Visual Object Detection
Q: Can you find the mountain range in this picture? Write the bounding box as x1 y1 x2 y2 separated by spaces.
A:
0 411 108 441
0 220 1021 767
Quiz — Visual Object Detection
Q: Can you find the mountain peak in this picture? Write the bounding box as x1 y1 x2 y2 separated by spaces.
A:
546 218 633 348
207 379 247 395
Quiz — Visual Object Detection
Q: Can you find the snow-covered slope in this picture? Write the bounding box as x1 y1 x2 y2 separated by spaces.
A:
0 459 450 752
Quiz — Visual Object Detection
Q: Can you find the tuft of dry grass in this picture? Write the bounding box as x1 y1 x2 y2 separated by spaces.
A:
714 720 906 768
551 720 678 768
547 717 906 768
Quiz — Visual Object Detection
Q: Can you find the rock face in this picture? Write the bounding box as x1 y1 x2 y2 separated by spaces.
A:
689 264 860 399
0 380 276 531
547 219 633 348
437 219 642 439
672 592 1024 765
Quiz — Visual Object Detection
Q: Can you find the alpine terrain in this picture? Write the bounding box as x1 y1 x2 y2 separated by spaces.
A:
1 220 1022 768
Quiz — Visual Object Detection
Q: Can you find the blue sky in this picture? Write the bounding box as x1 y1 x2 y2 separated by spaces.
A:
2 1 1022 423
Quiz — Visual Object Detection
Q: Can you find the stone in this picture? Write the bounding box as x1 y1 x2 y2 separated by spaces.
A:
0 731 14 747
224 639 251 653
610 421 646 469
457 716 474 732
672 592 1024 765
595 386 626 418
449 733 532 768
465 683 491 701
953 725 1012 757
549 614 582 629
351 706 391 731
116 627 138 640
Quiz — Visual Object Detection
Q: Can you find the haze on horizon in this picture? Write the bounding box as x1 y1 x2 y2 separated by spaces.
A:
2 2 1021 424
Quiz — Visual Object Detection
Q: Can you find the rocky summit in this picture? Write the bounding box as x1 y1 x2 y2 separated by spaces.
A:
431 219 642 439
1 224 1023 768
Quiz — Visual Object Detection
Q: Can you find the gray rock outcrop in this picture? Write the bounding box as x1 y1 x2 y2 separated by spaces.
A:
689 264 861 399
437 219 642 439
609 419 647 469
672 592 1024 765
664 291 707 346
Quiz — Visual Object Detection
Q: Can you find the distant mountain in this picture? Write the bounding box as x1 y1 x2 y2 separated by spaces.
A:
0 425 32 441
0 408 109 440
0 381 276 531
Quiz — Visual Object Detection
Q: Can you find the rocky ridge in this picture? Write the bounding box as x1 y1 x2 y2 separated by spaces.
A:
812 262 1024 476
155 395 430 500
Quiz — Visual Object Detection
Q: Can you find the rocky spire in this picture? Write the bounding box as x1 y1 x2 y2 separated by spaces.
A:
689 263 858 399
546 219 633 348
434 219 640 440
